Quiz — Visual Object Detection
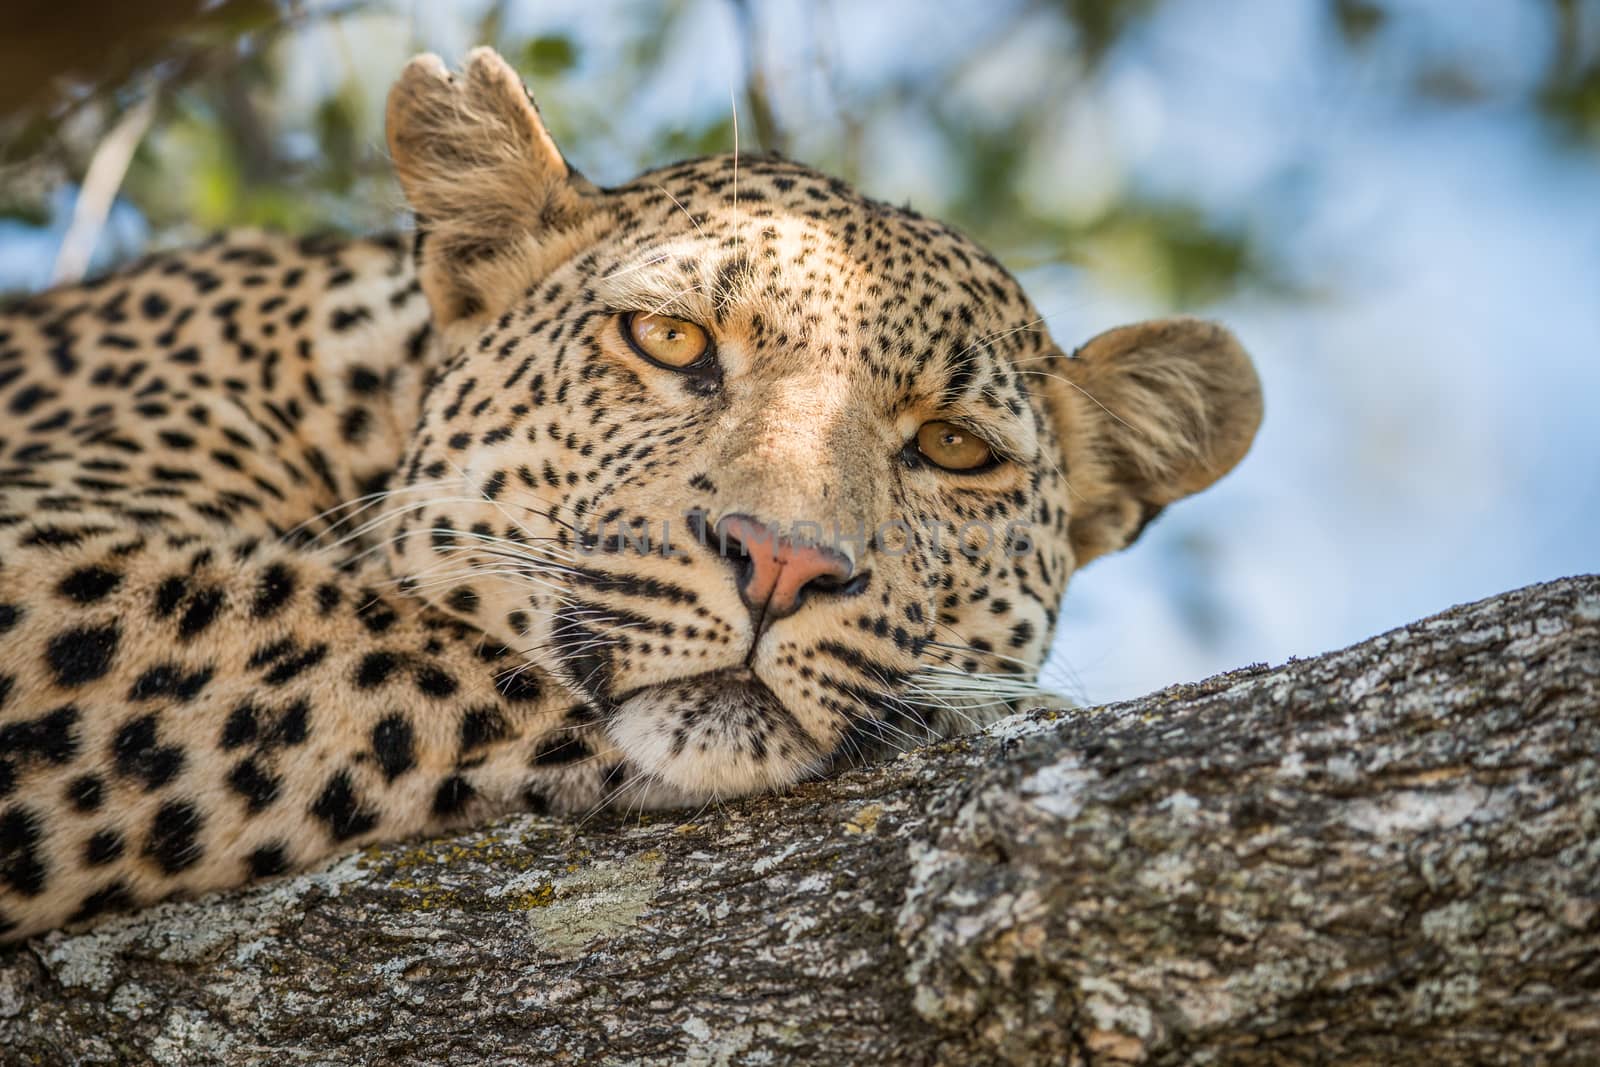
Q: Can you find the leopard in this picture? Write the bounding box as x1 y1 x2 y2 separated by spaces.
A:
0 48 1262 941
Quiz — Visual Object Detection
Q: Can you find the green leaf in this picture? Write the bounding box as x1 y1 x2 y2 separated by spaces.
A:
522 35 579 79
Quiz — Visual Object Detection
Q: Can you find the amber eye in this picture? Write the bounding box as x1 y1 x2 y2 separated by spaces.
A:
623 311 712 369
916 421 996 472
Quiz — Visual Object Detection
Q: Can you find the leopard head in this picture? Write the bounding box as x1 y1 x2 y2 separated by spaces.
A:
381 48 1263 802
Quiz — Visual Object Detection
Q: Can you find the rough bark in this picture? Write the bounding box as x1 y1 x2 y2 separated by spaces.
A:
3 575 1598 1066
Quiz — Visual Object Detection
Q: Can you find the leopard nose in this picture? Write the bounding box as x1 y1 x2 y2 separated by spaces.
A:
714 514 861 621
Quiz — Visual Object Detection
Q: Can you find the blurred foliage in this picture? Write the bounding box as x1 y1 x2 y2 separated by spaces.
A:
4 0 284 120
522 35 581 78
1331 0 1386 48
1540 0 1600 145
1 0 1597 304
1052 0 1163 63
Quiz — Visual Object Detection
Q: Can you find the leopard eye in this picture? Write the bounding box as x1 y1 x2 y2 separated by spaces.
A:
916 421 996 472
623 311 711 369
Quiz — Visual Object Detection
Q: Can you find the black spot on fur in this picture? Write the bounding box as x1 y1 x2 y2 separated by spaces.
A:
565 703 601 724
178 588 225 638
246 638 294 669
8 383 56 415
153 576 188 616
251 562 296 617
262 643 328 685
248 843 290 878
1008 619 1035 650
413 664 458 698
85 829 125 866
0 806 47 896
68 774 104 812
221 703 258 749
143 800 204 873
348 365 382 395
532 737 591 766
113 714 186 790
355 650 400 688
370 715 417 781
340 406 371 444
356 594 398 634
495 666 543 702
269 699 311 747
310 770 378 841
330 306 372 331
432 775 475 817
57 565 123 603
70 880 135 923
315 583 342 613
129 663 214 703
24 526 100 548
0 705 80 765
228 758 281 813
46 623 121 686
458 706 509 752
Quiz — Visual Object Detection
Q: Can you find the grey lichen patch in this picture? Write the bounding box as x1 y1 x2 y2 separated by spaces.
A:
0 967 27 1020
38 851 373 995
1018 753 1099 820
150 1005 237 1066
1405 973 1483 1022
674 1017 808 1067
1576 594 1600 622
1341 785 1505 836
526 850 664 958
109 981 159 1021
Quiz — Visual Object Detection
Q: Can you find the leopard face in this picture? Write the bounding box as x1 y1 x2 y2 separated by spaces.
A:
380 49 1264 802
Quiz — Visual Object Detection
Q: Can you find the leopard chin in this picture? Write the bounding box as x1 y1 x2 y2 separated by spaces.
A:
604 669 824 801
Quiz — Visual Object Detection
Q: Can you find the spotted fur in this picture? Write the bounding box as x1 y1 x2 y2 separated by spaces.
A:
0 48 1261 940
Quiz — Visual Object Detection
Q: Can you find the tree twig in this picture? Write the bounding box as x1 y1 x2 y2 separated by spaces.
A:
50 92 157 285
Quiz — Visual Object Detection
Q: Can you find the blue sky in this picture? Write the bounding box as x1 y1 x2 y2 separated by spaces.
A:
1038 0 1600 699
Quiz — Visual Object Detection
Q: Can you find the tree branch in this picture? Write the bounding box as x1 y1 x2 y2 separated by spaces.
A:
3 575 1597 1065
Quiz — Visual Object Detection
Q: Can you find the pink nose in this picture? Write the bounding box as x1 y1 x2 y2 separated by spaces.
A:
716 514 856 621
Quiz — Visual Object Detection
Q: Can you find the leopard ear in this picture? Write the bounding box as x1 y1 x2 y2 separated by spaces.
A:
1045 318 1263 567
386 47 598 329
